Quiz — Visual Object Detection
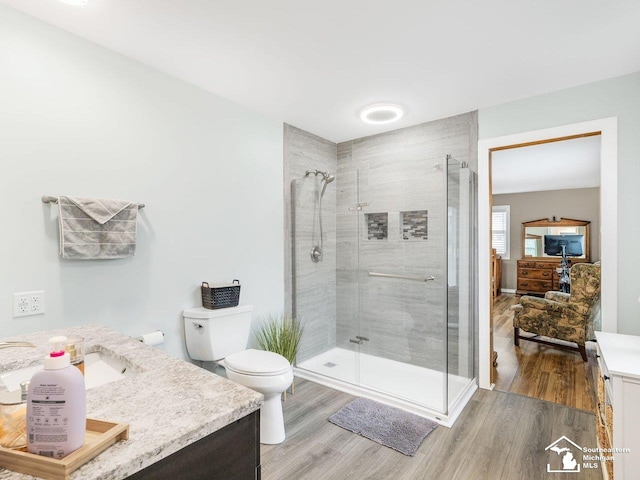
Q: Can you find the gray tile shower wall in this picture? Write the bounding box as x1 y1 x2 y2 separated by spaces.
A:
336 112 477 371
285 112 477 371
284 125 337 362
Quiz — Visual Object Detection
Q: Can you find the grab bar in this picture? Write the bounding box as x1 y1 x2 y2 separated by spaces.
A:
368 272 435 282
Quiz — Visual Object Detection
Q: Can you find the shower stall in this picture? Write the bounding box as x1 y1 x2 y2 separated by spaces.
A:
290 148 477 426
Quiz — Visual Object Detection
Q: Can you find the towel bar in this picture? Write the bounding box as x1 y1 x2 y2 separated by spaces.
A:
42 196 145 209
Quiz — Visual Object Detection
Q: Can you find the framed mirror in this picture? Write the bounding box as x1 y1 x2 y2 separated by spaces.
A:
521 217 590 261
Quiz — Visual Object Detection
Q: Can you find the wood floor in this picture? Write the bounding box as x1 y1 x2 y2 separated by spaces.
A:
261 379 600 480
492 293 598 412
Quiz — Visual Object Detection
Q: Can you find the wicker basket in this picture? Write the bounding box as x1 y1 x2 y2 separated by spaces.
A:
201 280 241 309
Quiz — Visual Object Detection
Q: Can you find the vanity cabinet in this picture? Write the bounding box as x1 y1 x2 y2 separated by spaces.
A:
595 332 640 480
0 325 264 480
126 410 260 480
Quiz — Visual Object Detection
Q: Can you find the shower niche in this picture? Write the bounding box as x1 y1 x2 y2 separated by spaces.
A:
401 210 428 240
363 210 429 241
365 213 388 240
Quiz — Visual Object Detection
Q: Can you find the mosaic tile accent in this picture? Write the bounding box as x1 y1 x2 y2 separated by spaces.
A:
401 210 428 240
366 212 388 240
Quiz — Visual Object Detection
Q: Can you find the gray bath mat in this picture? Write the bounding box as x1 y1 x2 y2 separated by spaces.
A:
328 398 438 456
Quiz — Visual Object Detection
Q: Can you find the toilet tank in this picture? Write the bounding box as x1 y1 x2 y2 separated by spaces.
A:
183 305 253 361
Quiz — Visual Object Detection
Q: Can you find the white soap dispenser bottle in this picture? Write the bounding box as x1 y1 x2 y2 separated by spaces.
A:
27 336 86 458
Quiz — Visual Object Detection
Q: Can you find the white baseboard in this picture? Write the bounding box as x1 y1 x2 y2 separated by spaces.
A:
500 288 516 294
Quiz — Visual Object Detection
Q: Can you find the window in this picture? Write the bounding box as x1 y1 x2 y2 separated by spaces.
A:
492 205 510 259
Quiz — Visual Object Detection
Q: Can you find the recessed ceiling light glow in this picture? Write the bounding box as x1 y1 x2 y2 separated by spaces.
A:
360 104 404 124
59 0 88 5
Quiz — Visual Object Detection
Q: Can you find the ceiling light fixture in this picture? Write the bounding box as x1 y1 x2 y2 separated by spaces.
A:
360 104 404 124
59 0 88 5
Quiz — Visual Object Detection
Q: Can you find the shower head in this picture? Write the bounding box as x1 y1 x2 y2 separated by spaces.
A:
305 170 335 184
320 173 335 198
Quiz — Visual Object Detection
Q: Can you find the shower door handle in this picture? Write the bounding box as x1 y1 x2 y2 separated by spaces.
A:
369 272 435 282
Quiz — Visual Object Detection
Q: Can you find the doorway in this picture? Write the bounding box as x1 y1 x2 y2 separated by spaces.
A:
477 117 618 390
489 134 601 410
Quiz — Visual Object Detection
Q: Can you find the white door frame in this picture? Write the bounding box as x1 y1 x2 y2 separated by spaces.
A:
478 117 618 389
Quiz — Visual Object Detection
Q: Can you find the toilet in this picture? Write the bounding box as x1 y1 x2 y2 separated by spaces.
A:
183 305 293 444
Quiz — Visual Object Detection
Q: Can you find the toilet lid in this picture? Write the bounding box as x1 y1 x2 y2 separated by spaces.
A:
225 349 291 376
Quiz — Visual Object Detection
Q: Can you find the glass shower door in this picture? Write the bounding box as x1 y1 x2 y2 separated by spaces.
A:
355 159 447 414
446 156 475 410
292 155 475 418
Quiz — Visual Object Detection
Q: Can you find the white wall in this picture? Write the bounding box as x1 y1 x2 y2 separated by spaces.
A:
0 6 284 359
480 71 640 335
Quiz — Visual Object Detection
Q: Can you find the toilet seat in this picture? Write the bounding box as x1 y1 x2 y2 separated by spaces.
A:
224 349 291 376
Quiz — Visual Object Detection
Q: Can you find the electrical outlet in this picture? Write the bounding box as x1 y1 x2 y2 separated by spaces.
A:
13 291 45 317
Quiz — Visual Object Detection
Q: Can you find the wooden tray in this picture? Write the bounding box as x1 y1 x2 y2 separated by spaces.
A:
0 418 129 480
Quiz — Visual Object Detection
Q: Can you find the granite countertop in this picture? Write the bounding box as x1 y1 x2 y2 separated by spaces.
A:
0 324 263 480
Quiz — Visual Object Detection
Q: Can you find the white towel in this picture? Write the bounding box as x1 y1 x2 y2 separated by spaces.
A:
57 196 138 259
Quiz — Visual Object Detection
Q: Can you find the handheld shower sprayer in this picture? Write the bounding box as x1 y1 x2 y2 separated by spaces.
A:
305 170 335 262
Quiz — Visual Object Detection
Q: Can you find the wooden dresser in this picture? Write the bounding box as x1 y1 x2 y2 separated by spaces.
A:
517 217 591 297
516 260 559 296
516 259 589 296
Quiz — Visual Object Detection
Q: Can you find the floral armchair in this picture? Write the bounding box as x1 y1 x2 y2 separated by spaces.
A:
512 262 601 361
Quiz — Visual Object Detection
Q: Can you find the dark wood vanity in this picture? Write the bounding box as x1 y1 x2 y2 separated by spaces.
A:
126 410 260 480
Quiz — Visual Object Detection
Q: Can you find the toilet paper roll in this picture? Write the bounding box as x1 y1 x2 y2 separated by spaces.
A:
137 331 164 347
